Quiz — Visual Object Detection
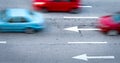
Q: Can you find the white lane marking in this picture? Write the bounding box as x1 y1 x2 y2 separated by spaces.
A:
78 28 100 30
72 54 115 61
0 41 7 44
79 6 92 8
68 42 107 44
64 16 99 19
64 26 100 32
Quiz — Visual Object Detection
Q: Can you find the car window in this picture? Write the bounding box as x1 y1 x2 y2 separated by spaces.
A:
8 18 14 23
20 17 28 23
8 17 28 23
113 14 120 23
29 11 34 16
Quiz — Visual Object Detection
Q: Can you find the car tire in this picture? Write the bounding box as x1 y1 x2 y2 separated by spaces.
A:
106 30 119 36
70 8 80 14
41 8 48 13
25 28 36 34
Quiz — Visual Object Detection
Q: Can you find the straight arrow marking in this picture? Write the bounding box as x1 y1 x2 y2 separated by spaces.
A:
87 56 115 59
78 28 100 30
64 26 100 32
68 42 107 44
72 54 115 61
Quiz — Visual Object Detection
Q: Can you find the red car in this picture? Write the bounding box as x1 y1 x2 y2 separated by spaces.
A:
32 0 81 13
97 13 120 35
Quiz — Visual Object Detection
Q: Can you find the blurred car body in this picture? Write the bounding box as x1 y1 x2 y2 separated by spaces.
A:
0 8 45 33
97 13 120 35
33 0 81 13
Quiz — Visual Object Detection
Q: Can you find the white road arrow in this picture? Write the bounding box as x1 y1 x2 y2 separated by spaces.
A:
72 54 115 61
64 26 100 32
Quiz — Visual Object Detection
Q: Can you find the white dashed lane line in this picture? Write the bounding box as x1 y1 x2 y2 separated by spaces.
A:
0 41 7 44
68 42 107 44
63 16 99 19
79 6 93 8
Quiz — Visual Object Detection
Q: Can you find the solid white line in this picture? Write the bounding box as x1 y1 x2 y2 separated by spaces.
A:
68 42 107 44
64 17 99 19
79 6 92 8
0 41 7 44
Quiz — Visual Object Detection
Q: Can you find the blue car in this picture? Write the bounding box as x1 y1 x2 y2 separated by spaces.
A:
0 8 45 33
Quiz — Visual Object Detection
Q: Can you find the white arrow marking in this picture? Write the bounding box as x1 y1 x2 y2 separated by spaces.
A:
0 41 7 44
68 42 107 44
64 17 99 19
64 26 100 32
72 54 115 61
79 6 92 8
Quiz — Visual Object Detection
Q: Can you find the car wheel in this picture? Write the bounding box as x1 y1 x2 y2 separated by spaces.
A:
25 28 36 34
70 8 80 14
106 30 119 36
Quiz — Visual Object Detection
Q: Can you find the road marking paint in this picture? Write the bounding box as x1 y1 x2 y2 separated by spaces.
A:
64 26 101 32
77 28 101 31
0 41 7 44
68 42 107 44
79 6 92 8
64 16 99 19
73 54 115 61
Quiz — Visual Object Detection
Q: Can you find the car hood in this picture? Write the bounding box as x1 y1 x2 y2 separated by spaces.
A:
32 12 44 24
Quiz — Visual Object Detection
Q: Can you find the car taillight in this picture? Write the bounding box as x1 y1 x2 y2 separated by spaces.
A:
33 2 45 5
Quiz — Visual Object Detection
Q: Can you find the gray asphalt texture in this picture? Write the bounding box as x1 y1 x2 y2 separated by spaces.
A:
0 0 120 63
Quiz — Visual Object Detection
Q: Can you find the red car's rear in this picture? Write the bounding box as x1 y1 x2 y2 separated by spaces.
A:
32 0 47 10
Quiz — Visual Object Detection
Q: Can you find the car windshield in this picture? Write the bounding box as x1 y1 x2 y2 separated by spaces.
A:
112 13 120 23
29 11 34 16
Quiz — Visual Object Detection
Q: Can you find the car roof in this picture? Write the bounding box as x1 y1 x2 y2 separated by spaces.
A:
6 8 30 17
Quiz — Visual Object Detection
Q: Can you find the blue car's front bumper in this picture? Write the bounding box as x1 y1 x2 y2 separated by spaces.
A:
34 25 45 31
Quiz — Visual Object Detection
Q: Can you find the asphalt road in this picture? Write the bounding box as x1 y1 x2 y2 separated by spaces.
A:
0 0 120 63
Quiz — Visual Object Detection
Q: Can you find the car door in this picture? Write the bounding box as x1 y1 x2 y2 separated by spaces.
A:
2 17 29 31
61 0 79 11
47 0 63 11
60 0 72 11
